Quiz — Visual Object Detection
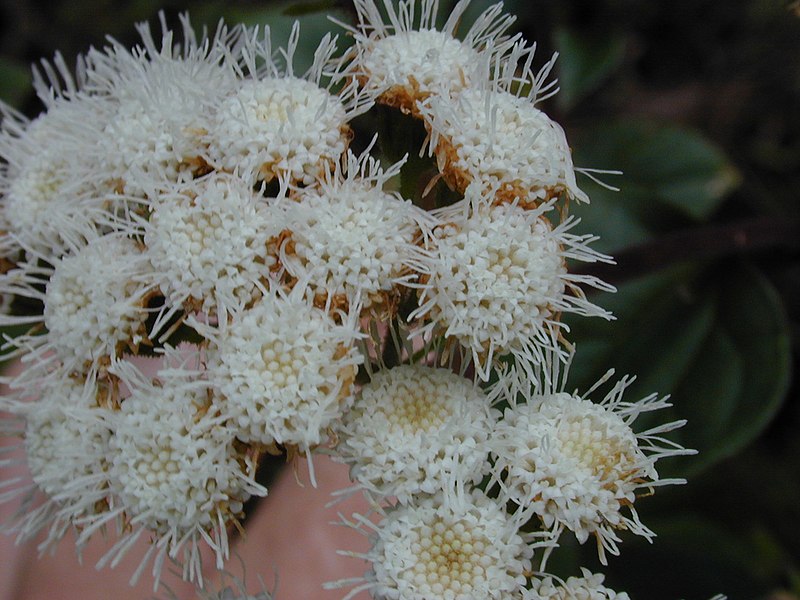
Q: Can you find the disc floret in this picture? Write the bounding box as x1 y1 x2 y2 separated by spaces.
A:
492 365 695 564
336 364 497 502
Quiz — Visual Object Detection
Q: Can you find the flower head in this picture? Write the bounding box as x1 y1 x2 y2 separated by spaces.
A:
413 190 613 380
203 23 372 186
101 353 266 587
335 364 496 502
84 14 240 196
329 488 532 600
280 148 434 314
0 95 116 256
141 172 284 318
0 235 155 380
492 364 695 564
418 42 584 203
42 235 154 373
0 375 114 550
346 0 518 114
203 285 362 453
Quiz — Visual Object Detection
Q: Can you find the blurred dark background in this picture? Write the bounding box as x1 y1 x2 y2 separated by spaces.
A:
1 1 798 598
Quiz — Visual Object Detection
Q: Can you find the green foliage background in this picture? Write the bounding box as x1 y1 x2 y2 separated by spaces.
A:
1 1 798 598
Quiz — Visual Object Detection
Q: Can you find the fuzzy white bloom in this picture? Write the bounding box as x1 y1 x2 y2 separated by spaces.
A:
142 172 283 318
101 355 266 587
329 488 532 600
492 363 695 564
419 42 585 203
23 383 112 504
0 6 710 598
280 147 434 313
202 285 362 453
336 364 496 502
204 23 372 186
0 375 114 550
84 14 241 196
0 235 154 378
524 569 630 600
42 235 154 372
0 95 116 257
345 0 518 114
413 190 614 380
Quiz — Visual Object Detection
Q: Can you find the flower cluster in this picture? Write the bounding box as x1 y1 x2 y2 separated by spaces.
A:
0 1 700 598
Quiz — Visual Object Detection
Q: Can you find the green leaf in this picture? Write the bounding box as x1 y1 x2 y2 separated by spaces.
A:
597 515 767 599
673 262 791 476
555 27 626 112
565 261 791 478
282 0 340 17
0 57 32 107
564 264 712 395
571 121 741 250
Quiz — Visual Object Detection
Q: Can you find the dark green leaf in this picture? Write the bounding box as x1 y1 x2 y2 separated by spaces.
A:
564 264 711 395
598 515 767 599
0 57 32 107
673 262 791 476
282 1 340 17
565 261 791 479
555 27 626 112
571 121 740 247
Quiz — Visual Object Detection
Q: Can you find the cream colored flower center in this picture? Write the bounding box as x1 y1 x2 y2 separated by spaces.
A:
259 340 305 390
556 415 634 482
388 385 451 434
407 519 490 595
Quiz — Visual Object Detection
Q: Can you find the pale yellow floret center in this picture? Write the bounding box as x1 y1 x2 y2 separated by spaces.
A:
260 340 305 389
8 159 66 227
135 440 183 486
387 384 451 434
186 212 223 253
408 519 489 595
556 415 635 482
255 99 291 123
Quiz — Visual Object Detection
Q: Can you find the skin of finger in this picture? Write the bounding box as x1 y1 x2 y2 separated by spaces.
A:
0 452 372 600
1 524 206 600
216 455 373 600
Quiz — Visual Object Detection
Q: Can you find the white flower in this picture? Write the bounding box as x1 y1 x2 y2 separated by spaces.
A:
0 235 154 378
204 23 372 186
141 172 284 318
418 43 586 203
413 190 614 381
0 375 114 550
525 569 630 600
345 0 518 114
492 365 695 564
280 147 434 314
0 94 117 257
101 354 266 587
335 364 496 503
84 14 240 196
43 235 154 373
202 285 362 453
329 488 532 600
